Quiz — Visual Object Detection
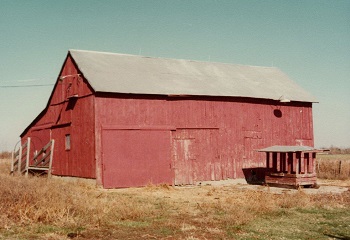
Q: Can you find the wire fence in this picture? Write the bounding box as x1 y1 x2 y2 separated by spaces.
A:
316 157 350 180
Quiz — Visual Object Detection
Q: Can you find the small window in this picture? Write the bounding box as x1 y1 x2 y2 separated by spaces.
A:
65 134 71 150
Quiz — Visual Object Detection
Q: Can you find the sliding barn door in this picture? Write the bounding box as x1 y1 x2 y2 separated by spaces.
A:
101 129 173 188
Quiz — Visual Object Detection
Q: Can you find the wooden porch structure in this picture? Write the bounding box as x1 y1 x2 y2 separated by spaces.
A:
258 146 322 188
11 138 55 177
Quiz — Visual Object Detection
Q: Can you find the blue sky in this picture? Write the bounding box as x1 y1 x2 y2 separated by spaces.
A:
0 0 349 151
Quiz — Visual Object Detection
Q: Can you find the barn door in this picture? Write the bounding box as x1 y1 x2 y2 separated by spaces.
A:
172 128 220 185
172 138 195 185
101 128 173 188
51 125 71 176
243 135 264 166
242 130 265 182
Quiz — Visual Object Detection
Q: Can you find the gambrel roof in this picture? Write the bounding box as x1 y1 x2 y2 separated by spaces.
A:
69 49 317 103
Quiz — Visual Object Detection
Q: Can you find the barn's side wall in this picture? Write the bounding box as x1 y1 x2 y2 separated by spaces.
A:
21 55 96 178
95 93 313 187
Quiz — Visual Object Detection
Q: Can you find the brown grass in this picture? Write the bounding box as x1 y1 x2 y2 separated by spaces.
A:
0 157 350 239
0 159 163 236
317 154 350 180
0 151 11 159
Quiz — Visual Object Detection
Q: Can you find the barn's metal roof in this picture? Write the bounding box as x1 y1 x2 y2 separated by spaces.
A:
258 146 319 152
69 49 317 102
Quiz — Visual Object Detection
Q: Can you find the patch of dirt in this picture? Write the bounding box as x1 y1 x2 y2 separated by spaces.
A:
192 178 349 195
317 178 350 187
101 178 349 200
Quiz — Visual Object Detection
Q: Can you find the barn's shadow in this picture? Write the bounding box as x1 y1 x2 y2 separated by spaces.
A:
242 167 267 185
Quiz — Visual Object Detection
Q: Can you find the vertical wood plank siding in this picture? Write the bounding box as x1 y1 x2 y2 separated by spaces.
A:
95 94 313 186
21 55 96 178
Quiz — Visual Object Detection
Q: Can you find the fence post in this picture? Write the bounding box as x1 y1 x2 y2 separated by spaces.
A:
25 137 31 177
48 139 54 178
18 145 23 174
11 150 14 175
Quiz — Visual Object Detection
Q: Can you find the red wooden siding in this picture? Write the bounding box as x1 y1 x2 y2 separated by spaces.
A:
21 55 96 178
95 94 313 187
172 129 221 184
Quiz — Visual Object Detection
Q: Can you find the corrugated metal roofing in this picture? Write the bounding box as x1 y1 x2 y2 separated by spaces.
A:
258 146 319 152
69 49 317 102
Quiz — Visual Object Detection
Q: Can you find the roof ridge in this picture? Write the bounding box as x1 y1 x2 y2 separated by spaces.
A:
69 49 278 70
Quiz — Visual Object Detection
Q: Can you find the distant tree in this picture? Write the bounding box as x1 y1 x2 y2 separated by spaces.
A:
328 146 350 155
342 148 350 154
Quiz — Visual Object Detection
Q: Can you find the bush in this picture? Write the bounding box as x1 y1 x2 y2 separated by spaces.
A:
327 146 350 155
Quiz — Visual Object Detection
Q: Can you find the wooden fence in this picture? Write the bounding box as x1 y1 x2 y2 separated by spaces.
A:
27 140 55 177
11 137 30 175
11 138 54 177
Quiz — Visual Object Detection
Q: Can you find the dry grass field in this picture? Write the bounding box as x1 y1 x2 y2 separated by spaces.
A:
317 154 350 180
0 157 349 240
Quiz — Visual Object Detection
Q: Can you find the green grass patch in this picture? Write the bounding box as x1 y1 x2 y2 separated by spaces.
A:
229 207 350 240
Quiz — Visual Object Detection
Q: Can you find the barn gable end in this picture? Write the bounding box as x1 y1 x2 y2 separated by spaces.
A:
21 54 96 178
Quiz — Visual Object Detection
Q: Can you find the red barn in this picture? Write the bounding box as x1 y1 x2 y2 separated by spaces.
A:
20 50 317 188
